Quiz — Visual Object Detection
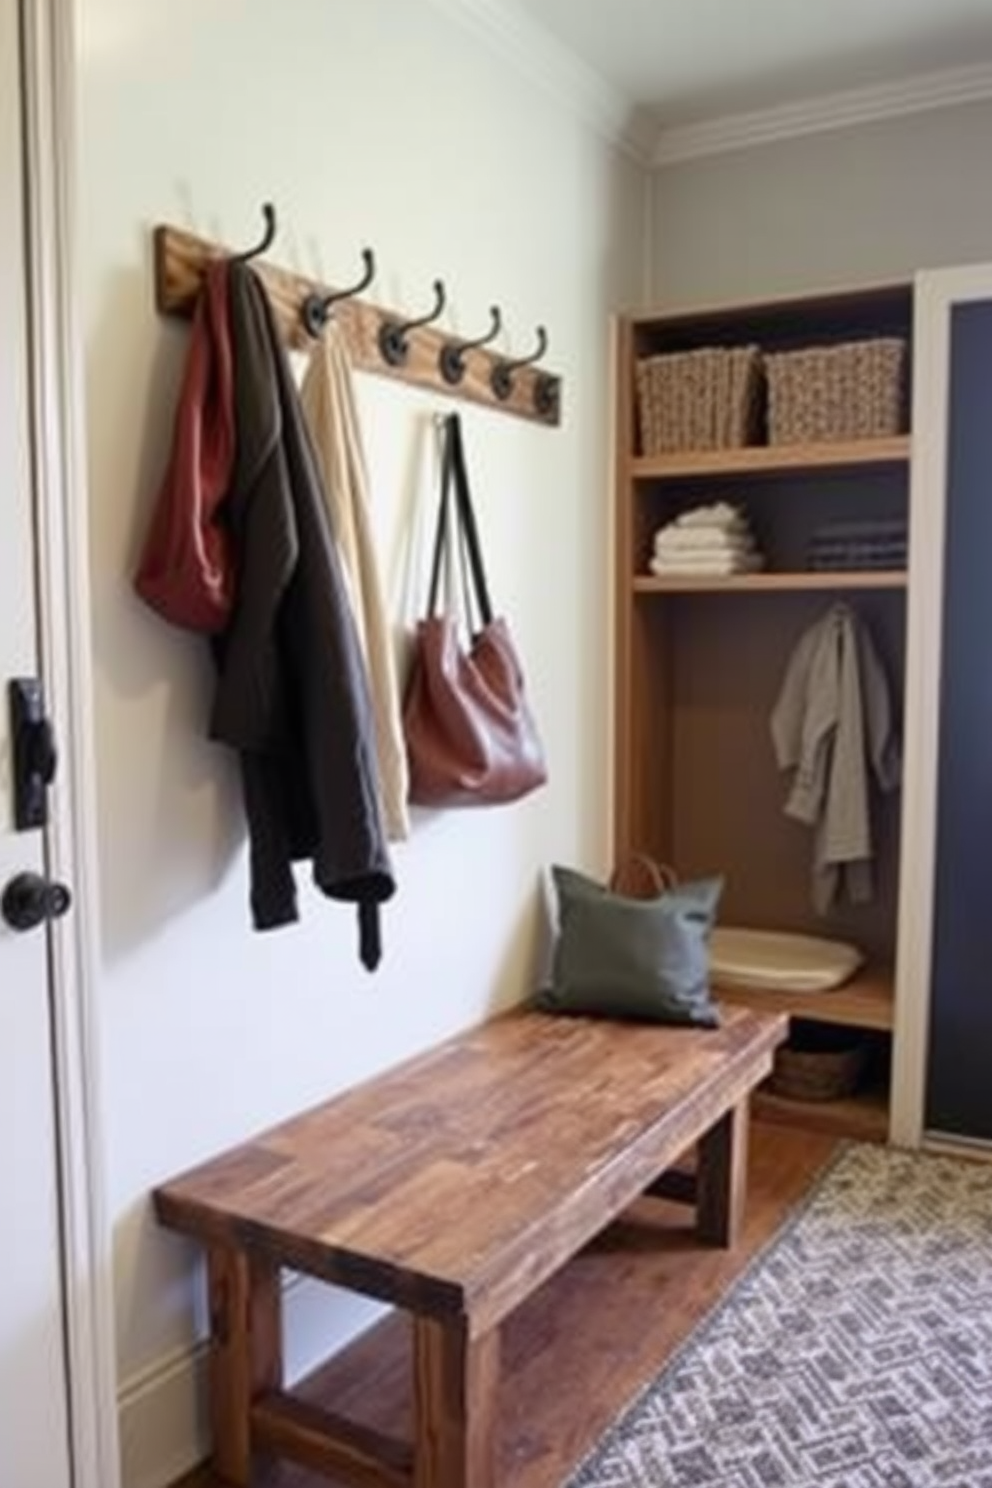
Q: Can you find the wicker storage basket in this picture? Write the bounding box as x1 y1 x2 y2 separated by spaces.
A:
765 337 906 446
635 345 762 455
769 1021 867 1103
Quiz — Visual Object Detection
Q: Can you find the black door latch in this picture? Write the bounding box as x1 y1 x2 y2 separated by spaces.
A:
8 678 58 830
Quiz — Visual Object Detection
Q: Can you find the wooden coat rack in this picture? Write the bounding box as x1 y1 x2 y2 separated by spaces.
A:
154 220 562 427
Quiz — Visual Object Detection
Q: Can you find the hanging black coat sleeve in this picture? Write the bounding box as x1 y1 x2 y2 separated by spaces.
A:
210 262 394 969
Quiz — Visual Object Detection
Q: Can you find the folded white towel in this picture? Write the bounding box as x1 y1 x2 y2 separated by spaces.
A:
654 526 755 555
650 552 765 577
674 501 747 533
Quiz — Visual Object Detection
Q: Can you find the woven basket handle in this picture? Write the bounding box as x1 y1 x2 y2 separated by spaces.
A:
609 853 679 900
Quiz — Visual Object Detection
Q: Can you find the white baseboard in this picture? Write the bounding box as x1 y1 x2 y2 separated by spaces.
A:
117 1340 208 1488
923 1131 992 1162
117 1276 388 1488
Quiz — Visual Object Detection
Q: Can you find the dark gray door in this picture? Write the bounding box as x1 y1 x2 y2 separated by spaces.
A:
926 298 992 1140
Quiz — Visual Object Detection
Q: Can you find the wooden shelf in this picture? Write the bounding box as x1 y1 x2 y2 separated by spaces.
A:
630 436 910 482
752 1085 890 1143
715 967 895 1032
634 571 907 595
631 281 913 338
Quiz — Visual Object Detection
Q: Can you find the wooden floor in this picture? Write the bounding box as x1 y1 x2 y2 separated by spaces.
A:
172 1122 837 1488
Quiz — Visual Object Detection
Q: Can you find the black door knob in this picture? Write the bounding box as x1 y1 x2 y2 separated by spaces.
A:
1 872 72 932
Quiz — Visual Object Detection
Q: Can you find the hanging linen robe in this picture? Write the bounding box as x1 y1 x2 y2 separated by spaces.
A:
301 323 410 841
770 603 900 913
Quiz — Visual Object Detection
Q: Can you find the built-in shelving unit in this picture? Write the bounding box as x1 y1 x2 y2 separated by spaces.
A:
752 1086 891 1144
634 572 906 595
613 282 914 1145
714 967 895 1033
630 435 911 483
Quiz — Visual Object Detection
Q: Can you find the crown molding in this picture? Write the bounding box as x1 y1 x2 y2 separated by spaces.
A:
422 0 653 162
653 59 992 167
422 2 992 170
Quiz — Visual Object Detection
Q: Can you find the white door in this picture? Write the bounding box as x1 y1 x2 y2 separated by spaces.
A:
0 0 74 1482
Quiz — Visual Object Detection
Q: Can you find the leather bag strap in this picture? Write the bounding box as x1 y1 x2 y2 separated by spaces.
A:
426 418 456 617
425 415 494 627
448 414 494 627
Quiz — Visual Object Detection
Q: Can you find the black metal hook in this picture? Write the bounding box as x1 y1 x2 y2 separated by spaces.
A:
491 325 549 401
300 247 376 338
439 305 502 386
230 202 277 264
379 279 447 367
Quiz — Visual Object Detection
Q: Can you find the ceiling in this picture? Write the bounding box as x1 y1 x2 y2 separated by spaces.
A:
513 0 992 130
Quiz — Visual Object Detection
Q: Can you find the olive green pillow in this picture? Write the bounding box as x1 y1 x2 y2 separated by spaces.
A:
537 865 723 1027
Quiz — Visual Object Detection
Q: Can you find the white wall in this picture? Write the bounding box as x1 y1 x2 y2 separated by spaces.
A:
77 4 645 1484
651 98 992 304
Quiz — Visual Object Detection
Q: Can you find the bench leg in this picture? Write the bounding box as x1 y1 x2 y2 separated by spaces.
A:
696 1098 749 1247
413 1316 499 1488
207 1243 283 1485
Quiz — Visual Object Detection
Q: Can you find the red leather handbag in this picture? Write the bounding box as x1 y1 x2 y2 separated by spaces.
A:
403 414 547 807
134 260 236 632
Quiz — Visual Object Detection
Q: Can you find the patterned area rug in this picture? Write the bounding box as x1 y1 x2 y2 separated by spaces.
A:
567 1145 992 1488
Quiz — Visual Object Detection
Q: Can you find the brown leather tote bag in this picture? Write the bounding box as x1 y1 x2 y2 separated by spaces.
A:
403 414 547 806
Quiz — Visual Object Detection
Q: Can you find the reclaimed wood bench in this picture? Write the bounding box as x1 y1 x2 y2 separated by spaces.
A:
154 1004 786 1488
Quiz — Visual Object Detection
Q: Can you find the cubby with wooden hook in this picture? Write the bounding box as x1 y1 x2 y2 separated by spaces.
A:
153 203 562 426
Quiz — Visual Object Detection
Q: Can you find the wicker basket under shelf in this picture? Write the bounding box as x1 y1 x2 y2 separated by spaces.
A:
768 1022 868 1103
765 337 906 446
635 345 762 455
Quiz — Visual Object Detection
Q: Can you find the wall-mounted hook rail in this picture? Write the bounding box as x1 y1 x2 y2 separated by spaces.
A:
440 306 502 386
152 221 562 426
379 280 446 367
301 247 376 338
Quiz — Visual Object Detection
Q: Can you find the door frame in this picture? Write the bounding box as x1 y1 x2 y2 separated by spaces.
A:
18 2 120 1484
890 263 992 1156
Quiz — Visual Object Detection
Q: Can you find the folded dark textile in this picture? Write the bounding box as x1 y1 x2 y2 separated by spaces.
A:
807 516 907 571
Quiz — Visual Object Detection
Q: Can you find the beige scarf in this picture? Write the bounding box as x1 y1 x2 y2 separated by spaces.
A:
300 323 410 840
